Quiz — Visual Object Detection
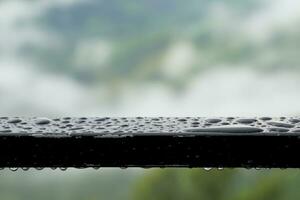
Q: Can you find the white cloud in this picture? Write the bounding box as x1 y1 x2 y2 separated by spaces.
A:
243 0 300 40
73 39 113 69
161 41 196 79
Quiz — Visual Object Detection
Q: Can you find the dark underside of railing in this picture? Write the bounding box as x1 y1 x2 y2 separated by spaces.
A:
0 117 300 168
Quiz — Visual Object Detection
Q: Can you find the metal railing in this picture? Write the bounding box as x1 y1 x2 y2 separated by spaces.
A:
0 117 299 168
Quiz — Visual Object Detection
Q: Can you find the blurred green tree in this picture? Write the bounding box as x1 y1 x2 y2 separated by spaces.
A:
132 169 300 200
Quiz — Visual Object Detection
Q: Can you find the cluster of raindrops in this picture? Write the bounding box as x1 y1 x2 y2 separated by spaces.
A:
0 117 300 136
0 167 106 171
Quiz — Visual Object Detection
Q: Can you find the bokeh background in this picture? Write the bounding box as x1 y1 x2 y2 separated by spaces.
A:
1 0 300 199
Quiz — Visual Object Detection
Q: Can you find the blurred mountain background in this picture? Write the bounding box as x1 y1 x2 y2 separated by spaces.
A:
1 0 300 199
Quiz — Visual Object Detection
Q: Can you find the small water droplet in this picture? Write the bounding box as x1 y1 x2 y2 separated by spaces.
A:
9 167 18 171
260 117 272 121
237 118 257 124
93 167 100 170
35 118 51 125
206 118 222 123
204 168 212 171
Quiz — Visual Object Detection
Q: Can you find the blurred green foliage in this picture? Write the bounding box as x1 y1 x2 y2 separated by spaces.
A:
0 169 139 200
132 169 300 200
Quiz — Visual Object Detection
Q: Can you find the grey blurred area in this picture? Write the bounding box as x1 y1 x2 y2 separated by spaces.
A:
1 0 300 199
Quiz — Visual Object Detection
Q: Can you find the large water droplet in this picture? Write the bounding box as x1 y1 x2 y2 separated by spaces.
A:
185 125 263 133
268 128 289 133
0 129 11 133
7 119 22 124
267 121 294 128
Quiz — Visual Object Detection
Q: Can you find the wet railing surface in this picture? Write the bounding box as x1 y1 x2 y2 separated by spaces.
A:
0 117 300 168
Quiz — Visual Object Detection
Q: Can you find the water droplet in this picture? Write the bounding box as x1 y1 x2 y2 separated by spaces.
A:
206 118 221 123
0 129 11 133
7 119 22 124
69 127 84 131
267 121 294 128
21 167 30 171
236 118 257 124
260 117 272 121
204 168 212 171
292 129 300 133
185 125 263 133
59 167 67 171
93 167 100 170
9 167 18 171
35 118 51 125
290 119 300 123
268 128 289 133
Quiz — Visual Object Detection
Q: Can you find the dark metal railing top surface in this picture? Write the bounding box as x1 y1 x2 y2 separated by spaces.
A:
0 117 300 136
1 117 300 168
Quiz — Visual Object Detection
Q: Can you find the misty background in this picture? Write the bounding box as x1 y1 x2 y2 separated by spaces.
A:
1 0 300 199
